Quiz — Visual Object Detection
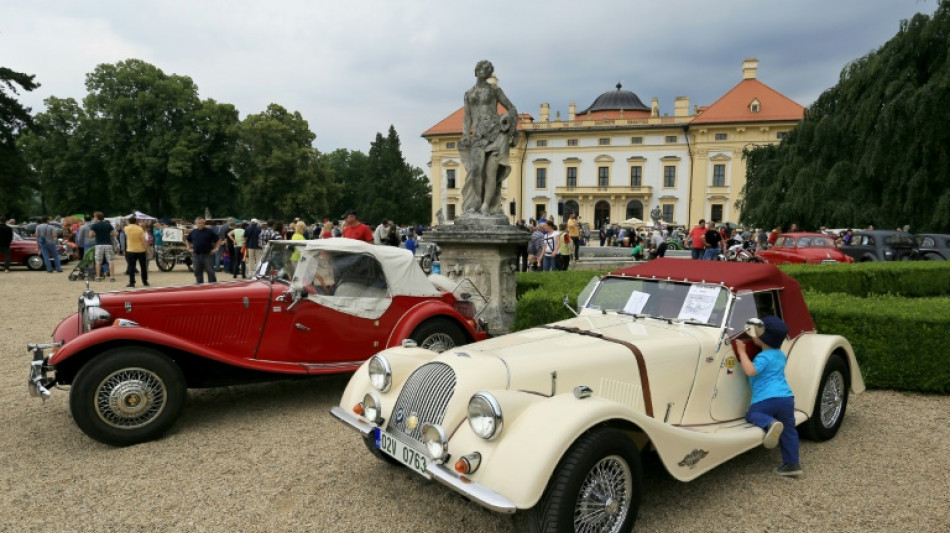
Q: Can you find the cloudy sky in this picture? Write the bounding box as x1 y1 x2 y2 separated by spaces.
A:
2 0 936 171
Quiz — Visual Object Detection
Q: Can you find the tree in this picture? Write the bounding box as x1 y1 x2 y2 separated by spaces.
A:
233 104 335 221
326 148 368 218
739 2 950 232
360 125 431 226
0 66 40 218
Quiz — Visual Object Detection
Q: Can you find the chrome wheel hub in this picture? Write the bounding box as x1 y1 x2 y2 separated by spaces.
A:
96 368 167 429
574 455 632 533
820 370 845 427
420 333 455 353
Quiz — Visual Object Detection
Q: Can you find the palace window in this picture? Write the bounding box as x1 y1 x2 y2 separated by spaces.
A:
445 141 456 149
567 167 577 187
665 135 677 143
598 167 610 187
662 204 674 223
713 164 725 187
715 133 728 141
711 204 723 223
630 166 642 187
567 139 578 146
447 204 456 220
631 136 643 144
663 166 676 188
777 131 788 140
599 138 611 145
536 139 548 147
446 169 456 189
536 168 547 189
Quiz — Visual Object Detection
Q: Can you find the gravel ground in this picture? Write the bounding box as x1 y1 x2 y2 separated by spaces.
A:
1 260 949 533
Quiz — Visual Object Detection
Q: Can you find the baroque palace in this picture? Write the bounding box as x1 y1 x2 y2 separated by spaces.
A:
422 59 803 229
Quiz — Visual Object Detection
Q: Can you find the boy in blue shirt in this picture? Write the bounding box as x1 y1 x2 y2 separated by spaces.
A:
736 316 802 477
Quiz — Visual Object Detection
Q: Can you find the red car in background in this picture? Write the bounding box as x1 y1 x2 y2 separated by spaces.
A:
756 232 854 265
27 239 488 446
1 233 69 270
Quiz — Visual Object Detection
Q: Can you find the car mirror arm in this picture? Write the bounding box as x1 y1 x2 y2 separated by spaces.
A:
563 294 579 317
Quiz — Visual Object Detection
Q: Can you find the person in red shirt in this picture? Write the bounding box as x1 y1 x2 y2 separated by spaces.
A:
341 209 374 243
689 219 707 260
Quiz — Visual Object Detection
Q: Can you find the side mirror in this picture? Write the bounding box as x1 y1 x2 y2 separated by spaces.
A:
563 294 579 317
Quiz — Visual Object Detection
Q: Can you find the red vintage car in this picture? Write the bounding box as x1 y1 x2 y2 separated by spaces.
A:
755 233 854 265
1 233 69 270
28 239 488 446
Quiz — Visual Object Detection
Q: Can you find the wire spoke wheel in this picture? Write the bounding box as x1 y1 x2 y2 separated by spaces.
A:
574 455 633 533
819 370 845 428
419 332 456 352
95 367 167 429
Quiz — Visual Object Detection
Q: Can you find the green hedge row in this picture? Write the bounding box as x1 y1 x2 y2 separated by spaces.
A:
513 268 949 392
780 261 950 298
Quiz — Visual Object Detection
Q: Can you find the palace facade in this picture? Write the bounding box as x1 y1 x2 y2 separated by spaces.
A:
422 59 804 228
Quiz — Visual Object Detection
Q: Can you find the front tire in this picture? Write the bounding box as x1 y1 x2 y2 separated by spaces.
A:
801 354 850 441
156 253 175 272
69 347 186 446
410 318 465 353
515 427 642 533
26 254 44 270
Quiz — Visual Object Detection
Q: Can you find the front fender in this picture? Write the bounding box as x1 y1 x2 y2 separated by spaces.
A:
49 324 308 379
386 300 481 346
786 333 865 419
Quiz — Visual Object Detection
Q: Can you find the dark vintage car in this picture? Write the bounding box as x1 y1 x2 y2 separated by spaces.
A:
915 233 950 260
0 233 70 270
841 230 918 262
755 232 853 265
27 239 487 446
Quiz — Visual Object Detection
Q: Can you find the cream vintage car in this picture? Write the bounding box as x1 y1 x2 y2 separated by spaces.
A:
331 258 864 532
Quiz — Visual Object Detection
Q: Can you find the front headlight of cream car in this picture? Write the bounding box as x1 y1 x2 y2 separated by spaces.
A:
367 355 392 392
468 392 503 440
421 423 448 462
362 392 382 424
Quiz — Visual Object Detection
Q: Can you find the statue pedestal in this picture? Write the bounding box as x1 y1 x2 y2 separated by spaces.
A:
427 221 530 336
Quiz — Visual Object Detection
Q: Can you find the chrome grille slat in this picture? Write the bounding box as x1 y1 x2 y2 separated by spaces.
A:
387 362 456 443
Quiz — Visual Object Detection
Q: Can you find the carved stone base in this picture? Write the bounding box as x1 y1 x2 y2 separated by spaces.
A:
427 223 530 336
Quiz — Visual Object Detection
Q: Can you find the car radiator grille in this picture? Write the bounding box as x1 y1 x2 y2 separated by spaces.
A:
386 362 456 443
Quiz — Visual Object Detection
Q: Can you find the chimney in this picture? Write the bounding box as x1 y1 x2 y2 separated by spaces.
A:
540 103 550 122
742 58 759 80
568 102 576 121
674 96 690 117
651 97 659 118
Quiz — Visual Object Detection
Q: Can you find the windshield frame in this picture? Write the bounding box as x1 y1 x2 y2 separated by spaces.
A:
582 275 735 329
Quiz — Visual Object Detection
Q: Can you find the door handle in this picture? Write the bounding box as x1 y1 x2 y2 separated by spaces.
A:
295 323 310 331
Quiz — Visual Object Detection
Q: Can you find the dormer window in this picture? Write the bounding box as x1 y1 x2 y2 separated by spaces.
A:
749 99 761 113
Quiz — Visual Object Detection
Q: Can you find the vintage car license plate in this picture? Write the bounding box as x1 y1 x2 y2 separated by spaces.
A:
374 428 429 478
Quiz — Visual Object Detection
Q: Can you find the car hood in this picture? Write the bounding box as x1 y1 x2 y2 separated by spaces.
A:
414 314 708 431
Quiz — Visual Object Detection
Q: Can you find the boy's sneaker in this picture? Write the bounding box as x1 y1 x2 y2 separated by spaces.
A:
763 421 783 449
776 463 803 477
109 278 115 282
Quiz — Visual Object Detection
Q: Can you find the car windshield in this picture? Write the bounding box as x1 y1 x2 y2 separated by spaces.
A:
255 241 300 282
797 236 835 248
584 277 730 327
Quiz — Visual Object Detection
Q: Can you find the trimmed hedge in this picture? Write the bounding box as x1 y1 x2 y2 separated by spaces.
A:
780 261 950 298
806 292 950 393
514 266 949 392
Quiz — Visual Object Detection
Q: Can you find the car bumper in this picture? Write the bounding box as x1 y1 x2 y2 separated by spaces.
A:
27 342 60 400
330 406 517 514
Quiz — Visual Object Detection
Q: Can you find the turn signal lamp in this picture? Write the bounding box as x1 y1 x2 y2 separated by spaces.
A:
353 403 365 416
454 452 481 474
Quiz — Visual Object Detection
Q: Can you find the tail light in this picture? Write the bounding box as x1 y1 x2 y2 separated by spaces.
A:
455 299 475 318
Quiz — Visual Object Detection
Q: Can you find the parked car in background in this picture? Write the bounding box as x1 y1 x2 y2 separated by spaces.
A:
27 239 487 446
840 230 918 261
914 233 950 260
755 232 853 265
332 259 864 532
0 233 69 270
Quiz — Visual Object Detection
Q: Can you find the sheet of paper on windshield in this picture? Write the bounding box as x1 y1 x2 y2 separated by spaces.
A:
623 291 651 314
678 285 721 322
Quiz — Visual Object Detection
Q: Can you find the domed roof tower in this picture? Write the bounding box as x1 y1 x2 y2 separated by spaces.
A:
579 83 650 115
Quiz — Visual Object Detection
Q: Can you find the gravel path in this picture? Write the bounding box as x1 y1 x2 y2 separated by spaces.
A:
1 261 948 532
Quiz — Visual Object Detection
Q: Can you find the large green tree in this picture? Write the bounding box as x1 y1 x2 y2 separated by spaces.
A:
738 2 950 232
326 147 368 218
360 125 431 226
233 103 335 221
0 66 39 218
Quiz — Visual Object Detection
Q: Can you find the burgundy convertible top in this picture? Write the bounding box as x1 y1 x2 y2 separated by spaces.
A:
610 258 816 338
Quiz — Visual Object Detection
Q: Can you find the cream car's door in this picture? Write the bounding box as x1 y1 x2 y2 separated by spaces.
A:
709 291 759 421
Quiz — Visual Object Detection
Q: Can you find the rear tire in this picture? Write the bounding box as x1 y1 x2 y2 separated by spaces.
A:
801 354 850 441
156 253 175 272
26 254 44 270
410 318 465 353
514 427 642 533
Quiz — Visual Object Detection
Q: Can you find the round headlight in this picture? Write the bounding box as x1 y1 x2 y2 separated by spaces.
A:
367 355 392 392
362 392 382 424
468 392 503 440
421 423 448 462
82 306 112 332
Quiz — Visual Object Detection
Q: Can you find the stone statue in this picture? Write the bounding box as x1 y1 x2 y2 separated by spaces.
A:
459 60 519 217
651 205 663 227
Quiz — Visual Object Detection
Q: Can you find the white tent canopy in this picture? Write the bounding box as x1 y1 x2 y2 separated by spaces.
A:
124 210 156 220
